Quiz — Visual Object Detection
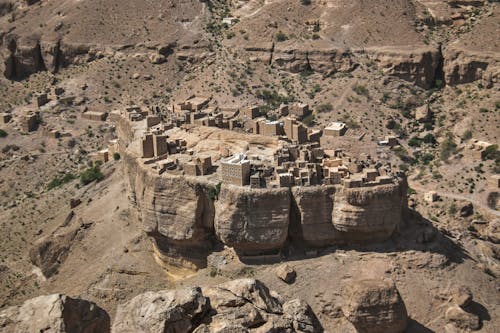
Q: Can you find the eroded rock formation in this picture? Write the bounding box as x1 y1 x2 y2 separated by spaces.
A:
215 186 290 254
342 279 408 333
112 278 322 333
0 294 110 333
332 183 406 242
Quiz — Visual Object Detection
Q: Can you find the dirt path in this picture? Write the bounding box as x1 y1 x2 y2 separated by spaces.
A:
409 181 500 218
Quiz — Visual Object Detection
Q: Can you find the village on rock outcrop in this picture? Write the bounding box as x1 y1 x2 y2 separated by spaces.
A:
0 1 499 333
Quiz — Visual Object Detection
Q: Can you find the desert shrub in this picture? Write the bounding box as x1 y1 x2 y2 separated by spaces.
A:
47 173 77 190
301 0 312 5
482 145 499 161
275 31 288 42
302 114 315 127
80 165 104 185
440 137 457 161
423 133 437 145
316 103 333 113
0 129 7 138
461 130 472 141
113 152 121 161
207 182 222 201
448 203 457 215
408 137 421 147
352 84 369 98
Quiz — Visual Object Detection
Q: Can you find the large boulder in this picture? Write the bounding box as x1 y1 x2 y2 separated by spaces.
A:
0 294 110 333
112 287 208 333
445 305 480 331
202 279 321 333
342 279 408 333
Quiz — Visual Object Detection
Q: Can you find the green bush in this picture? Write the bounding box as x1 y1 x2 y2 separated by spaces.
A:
0 129 7 138
482 145 499 161
408 137 421 147
113 152 121 161
316 103 333 113
80 165 104 185
275 31 288 42
47 173 77 190
423 133 437 145
207 182 222 201
440 137 457 161
352 84 369 98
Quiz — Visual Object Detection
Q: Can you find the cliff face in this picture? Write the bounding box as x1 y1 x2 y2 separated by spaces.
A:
215 186 290 254
123 154 215 268
332 183 406 242
290 186 338 246
240 43 440 88
443 47 499 87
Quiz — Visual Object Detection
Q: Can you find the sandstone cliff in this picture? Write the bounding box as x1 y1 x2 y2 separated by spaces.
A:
290 186 337 246
332 183 406 242
443 46 499 87
215 185 290 254
123 153 215 269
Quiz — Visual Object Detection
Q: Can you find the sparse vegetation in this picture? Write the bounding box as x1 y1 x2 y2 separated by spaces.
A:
316 103 333 113
0 129 7 138
207 182 222 201
47 173 77 190
440 136 457 161
80 164 105 185
275 31 288 42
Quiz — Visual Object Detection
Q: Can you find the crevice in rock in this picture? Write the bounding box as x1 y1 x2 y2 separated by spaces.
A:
269 42 274 66
434 43 445 88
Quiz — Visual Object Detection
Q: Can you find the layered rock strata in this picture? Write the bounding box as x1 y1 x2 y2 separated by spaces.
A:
123 150 406 267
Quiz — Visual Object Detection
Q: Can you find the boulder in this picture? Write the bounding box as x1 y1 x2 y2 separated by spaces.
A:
342 279 408 333
112 287 209 333
276 264 297 284
0 294 110 333
202 279 321 333
459 203 474 218
445 305 480 331
415 104 431 123
452 286 473 308
149 53 167 64
282 299 322 333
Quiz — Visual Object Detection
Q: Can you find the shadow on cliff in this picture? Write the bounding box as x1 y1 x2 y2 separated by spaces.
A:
239 208 470 266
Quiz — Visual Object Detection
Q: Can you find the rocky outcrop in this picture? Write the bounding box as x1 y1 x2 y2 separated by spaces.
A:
29 219 87 278
124 155 214 269
342 279 408 333
112 287 209 333
123 151 406 264
332 183 405 242
112 279 322 333
240 41 440 88
214 185 290 254
443 47 499 87
291 186 337 246
0 294 110 333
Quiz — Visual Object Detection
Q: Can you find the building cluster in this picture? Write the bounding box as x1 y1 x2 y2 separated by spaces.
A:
117 95 403 188
218 143 398 189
